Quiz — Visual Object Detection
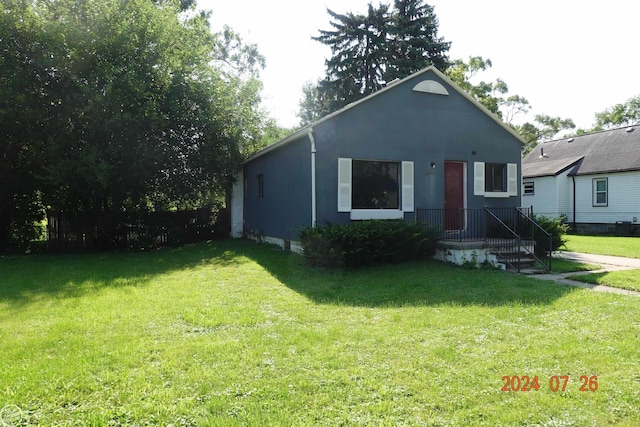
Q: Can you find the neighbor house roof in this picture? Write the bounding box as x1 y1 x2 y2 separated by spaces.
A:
244 66 526 163
522 125 640 178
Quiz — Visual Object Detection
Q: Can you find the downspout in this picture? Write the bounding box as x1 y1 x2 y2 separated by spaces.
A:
572 175 576 231
308 128 317 227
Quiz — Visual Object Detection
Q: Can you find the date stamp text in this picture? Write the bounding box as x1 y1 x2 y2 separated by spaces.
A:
501 375 598 392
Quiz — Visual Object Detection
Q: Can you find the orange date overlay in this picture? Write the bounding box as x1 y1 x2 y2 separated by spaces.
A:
501 375 598 392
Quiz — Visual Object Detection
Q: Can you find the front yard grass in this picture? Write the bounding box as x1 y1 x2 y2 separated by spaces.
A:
567 269 640 293
550 257 601 274
1 240 639 426
563 234 640 258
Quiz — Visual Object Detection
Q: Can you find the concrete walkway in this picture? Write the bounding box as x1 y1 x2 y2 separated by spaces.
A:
555 251 640 269
526 251 640 297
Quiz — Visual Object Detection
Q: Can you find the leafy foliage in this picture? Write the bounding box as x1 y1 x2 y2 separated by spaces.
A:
299 220 439 268
532 214 569 255
582 94 640 132
0 0 271 250
446 57 509 117
516 115 576 154
446 56 575 153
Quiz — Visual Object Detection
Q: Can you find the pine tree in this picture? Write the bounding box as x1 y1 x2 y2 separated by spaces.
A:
299 1 450 124
385 0 450 82
312 4 389 116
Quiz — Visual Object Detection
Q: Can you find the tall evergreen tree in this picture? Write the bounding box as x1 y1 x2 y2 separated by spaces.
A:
385 0 450 82
299 0 450 124
311 4 390 117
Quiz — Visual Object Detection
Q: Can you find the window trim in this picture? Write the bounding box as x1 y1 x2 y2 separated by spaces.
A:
473 162 517 198
337 158 414 220
592 177 608 207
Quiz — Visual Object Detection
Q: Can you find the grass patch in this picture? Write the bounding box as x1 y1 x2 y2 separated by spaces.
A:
567 269 640 292
1 240 640 426
551 258 601 274
563 234 640 258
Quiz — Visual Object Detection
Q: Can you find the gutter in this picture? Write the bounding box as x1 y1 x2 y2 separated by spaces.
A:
572 175 576 230
308 128 317 227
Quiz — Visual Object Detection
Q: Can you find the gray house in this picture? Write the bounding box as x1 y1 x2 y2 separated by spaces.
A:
231 66 525 252
522 125 640 235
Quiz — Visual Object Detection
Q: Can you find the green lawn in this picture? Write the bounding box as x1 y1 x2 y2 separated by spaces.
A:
1 241 639 426
563 234 640 258
550 258 601 274
567 270 640 293
560 235 640 291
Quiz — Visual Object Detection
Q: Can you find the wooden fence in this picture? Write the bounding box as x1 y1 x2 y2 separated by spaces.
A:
46 206 229 251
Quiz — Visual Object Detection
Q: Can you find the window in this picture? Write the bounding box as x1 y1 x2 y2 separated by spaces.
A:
337 158 414 220
352 160 399 209
243 176 248 198
593 178 607 206
485 163 506 192
257 174 264 198
523 182 534 195
473 162 517 197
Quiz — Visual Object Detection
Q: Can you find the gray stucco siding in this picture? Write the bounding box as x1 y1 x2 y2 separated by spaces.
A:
240 68 523 241
312 71 521 225
243 135 312 240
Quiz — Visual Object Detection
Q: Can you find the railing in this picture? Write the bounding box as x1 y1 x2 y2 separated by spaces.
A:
484 208 523 271
416 207 551 272
515 207 553 272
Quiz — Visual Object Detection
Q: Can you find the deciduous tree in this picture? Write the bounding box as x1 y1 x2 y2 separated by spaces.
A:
0 0 269 250
591 95 640 131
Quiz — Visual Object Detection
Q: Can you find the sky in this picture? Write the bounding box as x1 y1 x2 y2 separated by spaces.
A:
198 0 640 131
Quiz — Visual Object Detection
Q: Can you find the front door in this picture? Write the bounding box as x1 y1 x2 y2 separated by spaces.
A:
444 161 465 230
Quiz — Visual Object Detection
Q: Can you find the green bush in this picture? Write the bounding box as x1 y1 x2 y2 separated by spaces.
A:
298 220 439 268
532 214 569 255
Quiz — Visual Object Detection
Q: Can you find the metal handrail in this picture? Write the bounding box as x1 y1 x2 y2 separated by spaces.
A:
416 207 553 272
483 208 522 272
515 207 552 272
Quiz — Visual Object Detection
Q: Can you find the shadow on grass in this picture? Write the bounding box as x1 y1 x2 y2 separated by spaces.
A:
240 242 578 307
1 239 578 308
0 241 245 305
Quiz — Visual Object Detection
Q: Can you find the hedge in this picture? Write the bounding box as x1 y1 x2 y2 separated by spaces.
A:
298 220 439 268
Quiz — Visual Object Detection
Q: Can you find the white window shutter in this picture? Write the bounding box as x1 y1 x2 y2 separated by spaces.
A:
473 162 485 196
507 163 518 196
401 161 414 212
337 158 352 212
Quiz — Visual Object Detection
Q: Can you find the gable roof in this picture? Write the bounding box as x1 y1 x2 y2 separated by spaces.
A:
522 125 640 178
245 66 526 163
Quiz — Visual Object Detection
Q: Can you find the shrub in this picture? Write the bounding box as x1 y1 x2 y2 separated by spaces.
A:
298 220 439 268
532 214 569 255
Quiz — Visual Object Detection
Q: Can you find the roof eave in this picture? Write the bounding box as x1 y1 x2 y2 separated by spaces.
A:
573 167 640 176
244 66 526 163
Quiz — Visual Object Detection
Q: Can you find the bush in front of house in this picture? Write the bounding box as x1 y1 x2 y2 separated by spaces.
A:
298 220 439 268
532 214 569 255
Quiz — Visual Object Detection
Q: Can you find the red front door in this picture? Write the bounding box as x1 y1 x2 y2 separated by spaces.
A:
444 161 465 230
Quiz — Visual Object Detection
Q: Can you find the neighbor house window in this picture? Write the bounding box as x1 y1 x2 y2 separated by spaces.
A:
352 160 399 209
257 174 264 198
593 178 607 206
523 182 534 195
337 158 414 220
